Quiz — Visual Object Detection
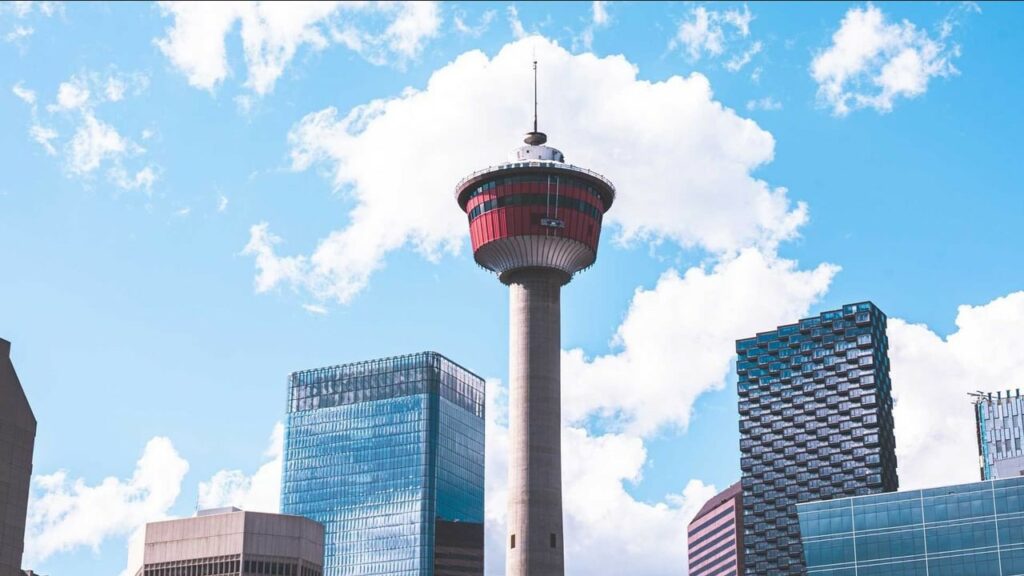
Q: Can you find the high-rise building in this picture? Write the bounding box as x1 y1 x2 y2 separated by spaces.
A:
454 62 615 576
972 390 1024 480
797 476 1024 575
132 507 324 576
687 481 743 576
281 352 485 576
736 302 898 575
1 338 36 575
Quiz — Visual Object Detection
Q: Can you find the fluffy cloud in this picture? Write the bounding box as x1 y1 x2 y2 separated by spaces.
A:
12 81 36 105
68 113 128 174
563 248 837 436
811 3 961 116
155 1 441 96
3 1 61 18
12 72 157 191
670 3 759 71
506 6 527 40
52 76 90 111
198 423 283 513
24 437 189 564
746 96 782 111
592 1 609 27
725 40 761 72
453 8 495 38
890 291 1024 489
1 1 60 44
29 124 58 154
248 37 807 304
575 1 611 51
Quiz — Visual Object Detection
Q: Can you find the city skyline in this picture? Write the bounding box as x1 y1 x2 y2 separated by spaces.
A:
2 2 1023 575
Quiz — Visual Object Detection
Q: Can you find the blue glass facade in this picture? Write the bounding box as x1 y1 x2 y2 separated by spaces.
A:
281 352 485 576
737 302 898 575
798 477 1024 575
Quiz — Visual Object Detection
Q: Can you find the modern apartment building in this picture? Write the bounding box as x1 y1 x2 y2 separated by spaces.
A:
0 338 36 575
281 352 485 576
736 302 898 574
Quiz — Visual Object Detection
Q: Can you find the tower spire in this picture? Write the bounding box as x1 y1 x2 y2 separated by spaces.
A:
533 59 538 134
525 59 547 145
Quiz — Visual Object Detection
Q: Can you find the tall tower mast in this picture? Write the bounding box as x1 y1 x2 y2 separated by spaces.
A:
455 62 616 576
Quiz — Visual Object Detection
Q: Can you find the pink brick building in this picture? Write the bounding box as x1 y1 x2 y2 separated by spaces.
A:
687 481 743 576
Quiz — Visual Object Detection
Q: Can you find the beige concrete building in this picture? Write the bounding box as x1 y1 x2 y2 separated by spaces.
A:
135 508 323 576
1 338 36 576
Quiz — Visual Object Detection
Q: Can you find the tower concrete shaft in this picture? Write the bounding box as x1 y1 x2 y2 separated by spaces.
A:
506 268 565 576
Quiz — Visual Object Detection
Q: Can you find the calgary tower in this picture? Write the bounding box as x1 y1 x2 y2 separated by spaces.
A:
455 62 615 576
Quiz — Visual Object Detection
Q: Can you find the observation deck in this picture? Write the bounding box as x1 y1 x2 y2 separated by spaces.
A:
455 139 615 284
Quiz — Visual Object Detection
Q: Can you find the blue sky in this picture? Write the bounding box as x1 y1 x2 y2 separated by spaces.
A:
2 2 1022 574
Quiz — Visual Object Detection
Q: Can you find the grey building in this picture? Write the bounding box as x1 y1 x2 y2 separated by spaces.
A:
973 390 1024 480
281 352 485 576
134 508 323 576
736 302 898 575
1 338 36 575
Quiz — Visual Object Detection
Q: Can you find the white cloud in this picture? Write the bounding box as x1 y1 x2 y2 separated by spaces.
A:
722 4 753 37
105 77 126 102
242 222 307 294
592 1 609 27
4 1 61 18
24 437 189 564
378 1 440 61
453 9 495 38
68 112 128 175
198 423 283 513
575 0 612 51
29 124 58 154
563 248 837 436
811 3 960 116
12 81 36 105
725 40 761 72
154 1 240 92
12 71 159 190
249 37 808 304
746 96 782 111
110 166 158 192
891 292 1024 489
52 76 90 111
671 4 756 67
506 6 527 39
302 303 328 315
4 25 33 42
155 1 441 96
217 194 229 212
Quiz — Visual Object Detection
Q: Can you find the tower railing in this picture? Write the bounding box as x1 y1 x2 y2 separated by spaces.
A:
455 161 616 195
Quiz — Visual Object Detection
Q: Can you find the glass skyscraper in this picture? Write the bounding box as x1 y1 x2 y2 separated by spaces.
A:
798 476 1024 575
281 352 485 576
736 302 898 575
973 390 1024 480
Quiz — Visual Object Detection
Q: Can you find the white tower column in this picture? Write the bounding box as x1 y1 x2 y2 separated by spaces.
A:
505 268 565 576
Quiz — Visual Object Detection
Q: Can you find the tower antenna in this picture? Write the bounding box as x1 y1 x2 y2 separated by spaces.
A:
533 59 538 134
525 58 547 145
